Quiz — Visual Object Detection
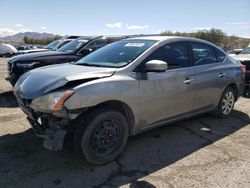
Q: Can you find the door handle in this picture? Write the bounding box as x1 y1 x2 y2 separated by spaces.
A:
184 78 194 84
218 73 226 78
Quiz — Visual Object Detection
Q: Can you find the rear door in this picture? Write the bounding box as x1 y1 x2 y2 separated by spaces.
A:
189 42 227 110
138 42 195 128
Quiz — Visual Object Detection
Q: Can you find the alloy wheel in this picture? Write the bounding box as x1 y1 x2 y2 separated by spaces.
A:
221 91 234 115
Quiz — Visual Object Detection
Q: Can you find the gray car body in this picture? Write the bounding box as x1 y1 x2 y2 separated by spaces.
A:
15 36 245 136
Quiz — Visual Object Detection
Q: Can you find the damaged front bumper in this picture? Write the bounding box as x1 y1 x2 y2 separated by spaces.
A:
26 116 66 151
16 97 72 151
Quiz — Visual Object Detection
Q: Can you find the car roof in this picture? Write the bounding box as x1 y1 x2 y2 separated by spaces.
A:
127 36 181 41
65 35 82 39
66 35 217 46
94 35 128 40
125 36 213 43
125 36 224 48
77 36 94 40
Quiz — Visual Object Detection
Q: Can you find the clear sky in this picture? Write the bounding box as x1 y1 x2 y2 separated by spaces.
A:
0 0 249 38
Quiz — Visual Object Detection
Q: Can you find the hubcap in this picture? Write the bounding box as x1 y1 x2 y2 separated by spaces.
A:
222 91 234 115
91 120 120 154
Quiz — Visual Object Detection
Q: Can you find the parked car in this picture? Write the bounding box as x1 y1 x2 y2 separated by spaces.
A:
16 45 34 51
0 44 17 57
7 35 125 86
15 36 81 55
14 36 245 165
232 46 250 96
228 48 243 56
44 36 81 50
15 46 48 55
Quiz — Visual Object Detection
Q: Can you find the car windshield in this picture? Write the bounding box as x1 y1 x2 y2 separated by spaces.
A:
240 47 250 54
45 40 60 49
58 38 89 53
75 39 157 68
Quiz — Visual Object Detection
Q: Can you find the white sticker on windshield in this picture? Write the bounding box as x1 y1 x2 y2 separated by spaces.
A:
125 43 145 47
78 40 88 43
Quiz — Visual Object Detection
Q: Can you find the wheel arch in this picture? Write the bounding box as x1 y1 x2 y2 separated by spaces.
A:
225 83 239 101
216 82 239 107
80 100 135 135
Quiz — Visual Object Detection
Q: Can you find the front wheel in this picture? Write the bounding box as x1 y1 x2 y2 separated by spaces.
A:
215 87 235 118
74 108 129 165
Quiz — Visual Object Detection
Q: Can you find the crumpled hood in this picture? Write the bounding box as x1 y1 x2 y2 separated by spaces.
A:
14 63 117 99
232 54 250 62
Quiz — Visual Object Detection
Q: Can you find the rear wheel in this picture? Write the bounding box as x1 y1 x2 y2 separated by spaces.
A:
74 108 129 165
215 87 235 118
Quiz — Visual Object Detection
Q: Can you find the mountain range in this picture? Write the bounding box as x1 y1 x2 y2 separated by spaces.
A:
0 32 56 42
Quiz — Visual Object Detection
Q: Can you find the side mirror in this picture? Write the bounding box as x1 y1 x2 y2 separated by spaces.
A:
78 48 93 56
144 60 168 72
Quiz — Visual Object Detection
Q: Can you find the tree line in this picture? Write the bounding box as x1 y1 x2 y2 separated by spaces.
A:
23 35 61 45
161 28 250 50
23 28 250 50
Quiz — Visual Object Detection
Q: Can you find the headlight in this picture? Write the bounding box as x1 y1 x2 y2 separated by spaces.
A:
30 90 74 111
16 61 40 68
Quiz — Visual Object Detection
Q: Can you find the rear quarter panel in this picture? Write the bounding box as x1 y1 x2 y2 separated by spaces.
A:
224 57 245 98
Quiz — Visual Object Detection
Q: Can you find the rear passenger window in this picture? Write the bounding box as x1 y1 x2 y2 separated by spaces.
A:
216 48 226 62
144 42 189 69
191 42 217 66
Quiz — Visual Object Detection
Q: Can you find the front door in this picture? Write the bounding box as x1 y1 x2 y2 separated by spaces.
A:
138 42 195 129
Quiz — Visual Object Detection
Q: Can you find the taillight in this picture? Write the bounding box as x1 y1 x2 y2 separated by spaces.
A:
240 64 246 74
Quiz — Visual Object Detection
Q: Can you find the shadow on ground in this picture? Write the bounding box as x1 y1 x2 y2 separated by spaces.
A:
0 90 18 108
0 110 249 187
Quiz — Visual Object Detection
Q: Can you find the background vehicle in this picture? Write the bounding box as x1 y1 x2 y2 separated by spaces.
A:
15 36 81 55
0 44 17 57
232 46 250 96
228 48 243 56
44 35 81 50
14 36 245 165
16 45 36 51
7 35 125 86
15 45 48 55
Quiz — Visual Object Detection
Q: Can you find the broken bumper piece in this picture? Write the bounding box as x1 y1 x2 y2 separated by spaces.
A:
27 117 66 151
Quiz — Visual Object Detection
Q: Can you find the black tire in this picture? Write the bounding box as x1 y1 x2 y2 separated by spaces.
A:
215 87 235 118
74 108 129 165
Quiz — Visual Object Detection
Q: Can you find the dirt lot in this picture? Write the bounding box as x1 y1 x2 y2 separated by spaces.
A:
0 57 250 188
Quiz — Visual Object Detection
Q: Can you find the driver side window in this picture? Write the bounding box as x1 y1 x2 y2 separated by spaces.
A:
142 42 190 70
191 42 217 66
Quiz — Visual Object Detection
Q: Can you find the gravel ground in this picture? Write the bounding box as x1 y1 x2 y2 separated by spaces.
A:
0 57 250 188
